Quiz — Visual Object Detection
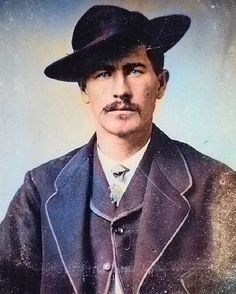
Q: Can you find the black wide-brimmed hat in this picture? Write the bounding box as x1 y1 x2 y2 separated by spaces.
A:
44 5 191 82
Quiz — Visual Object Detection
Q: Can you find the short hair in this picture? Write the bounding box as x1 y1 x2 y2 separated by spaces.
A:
78 41 165 91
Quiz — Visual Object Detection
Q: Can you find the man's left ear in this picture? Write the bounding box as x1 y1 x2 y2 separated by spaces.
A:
156 69 169 100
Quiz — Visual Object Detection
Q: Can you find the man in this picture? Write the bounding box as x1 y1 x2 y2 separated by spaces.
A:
0 5 236 294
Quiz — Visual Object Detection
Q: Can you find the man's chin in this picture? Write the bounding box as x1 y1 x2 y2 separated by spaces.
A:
106 125 139 138
114 130 131 138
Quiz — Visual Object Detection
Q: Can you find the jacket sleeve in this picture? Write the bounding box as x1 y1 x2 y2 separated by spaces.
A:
210 168 236 275
0 171 42 294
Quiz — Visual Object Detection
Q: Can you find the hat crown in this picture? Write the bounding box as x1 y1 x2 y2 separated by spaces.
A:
72 5 149 51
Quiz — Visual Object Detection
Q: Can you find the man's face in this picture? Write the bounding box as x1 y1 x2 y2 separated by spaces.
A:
84 47 167 137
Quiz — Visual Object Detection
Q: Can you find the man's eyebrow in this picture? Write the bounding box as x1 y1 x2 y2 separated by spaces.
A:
123 62 147 71
89 63 146 75
92 65 115 72
123 63 147 70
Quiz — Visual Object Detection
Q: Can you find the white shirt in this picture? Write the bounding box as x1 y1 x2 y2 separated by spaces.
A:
97 139 150 202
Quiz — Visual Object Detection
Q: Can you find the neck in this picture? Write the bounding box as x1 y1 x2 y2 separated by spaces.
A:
97 125 152 162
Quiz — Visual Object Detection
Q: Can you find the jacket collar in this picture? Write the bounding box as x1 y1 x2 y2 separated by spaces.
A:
45 126 193 293
149 125 192 194
53 135 95 190
54 125 192 195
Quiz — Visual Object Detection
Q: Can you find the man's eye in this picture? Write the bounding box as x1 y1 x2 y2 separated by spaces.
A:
130 69 143 76
96 71 111 79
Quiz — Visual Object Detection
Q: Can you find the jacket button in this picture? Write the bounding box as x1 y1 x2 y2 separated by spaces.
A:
114 227 124 235
103 262 111 271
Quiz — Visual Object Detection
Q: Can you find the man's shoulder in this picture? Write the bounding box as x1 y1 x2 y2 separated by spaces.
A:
173 139 234 177
35 146 82 169
29 146 85 185
152 126 234 175
153 126 234 176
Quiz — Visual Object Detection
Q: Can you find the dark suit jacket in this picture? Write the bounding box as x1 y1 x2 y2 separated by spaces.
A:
0 125 236 293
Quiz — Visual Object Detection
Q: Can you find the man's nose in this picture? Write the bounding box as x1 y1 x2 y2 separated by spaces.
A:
112 73 132 101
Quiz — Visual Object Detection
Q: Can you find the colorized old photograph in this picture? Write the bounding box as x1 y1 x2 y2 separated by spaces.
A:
0 0 236 293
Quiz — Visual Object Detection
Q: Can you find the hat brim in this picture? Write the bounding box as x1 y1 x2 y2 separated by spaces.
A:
44 14 190 82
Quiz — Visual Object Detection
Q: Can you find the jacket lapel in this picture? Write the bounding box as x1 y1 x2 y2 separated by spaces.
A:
133 126 192 293
45 136 95 294
44 126 193 293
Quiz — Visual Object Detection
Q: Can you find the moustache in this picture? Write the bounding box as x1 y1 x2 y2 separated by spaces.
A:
103 101 140 114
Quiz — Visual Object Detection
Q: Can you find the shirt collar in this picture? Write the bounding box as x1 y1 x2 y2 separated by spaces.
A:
97 138 150 172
